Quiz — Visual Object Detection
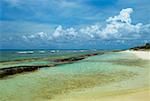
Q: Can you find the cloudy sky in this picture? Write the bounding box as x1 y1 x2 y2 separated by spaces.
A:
0 0 150 49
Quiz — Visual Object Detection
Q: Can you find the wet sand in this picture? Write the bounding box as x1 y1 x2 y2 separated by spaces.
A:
56 90 149 101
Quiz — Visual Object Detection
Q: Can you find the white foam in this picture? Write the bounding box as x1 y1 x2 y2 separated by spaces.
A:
17 51 34 54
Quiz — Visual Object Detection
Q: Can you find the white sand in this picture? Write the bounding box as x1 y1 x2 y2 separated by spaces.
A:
123 50 150 60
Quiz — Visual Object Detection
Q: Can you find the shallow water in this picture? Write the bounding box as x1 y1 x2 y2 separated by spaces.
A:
0 52 149 101
0 50 97 69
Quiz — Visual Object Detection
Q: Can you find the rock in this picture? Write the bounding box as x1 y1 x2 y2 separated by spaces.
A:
0 53 101 78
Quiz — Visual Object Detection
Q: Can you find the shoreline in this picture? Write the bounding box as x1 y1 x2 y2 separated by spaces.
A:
121 50 150 60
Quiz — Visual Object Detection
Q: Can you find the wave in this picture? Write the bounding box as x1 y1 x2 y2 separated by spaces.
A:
50 50 60 53
38 51 45 53
17 51 34 54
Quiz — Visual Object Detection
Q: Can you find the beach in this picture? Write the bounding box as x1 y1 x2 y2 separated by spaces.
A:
1 0 150 100
123 50 150 60
50 50 150 101
0 50 150 101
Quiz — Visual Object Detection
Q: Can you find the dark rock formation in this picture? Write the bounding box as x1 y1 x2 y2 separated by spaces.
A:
53 53 99 63
0 52 102 78
0 64 55 78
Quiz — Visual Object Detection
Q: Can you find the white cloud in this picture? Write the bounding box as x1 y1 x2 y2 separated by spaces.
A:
22 8 150 42
52 25 63 38
100 8 145 39
79 24 101 38
52 25 78 39
22 35 28 41
23 32 52 41
37 32 48 38
106 8 133 23
142 24 150 32
65 27 78 37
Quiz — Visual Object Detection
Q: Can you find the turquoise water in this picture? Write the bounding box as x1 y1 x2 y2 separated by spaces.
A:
0 52 149 101
0 50 98 69
0 50 95 62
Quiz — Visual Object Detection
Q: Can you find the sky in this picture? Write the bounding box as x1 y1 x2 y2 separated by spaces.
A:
0 0 150 50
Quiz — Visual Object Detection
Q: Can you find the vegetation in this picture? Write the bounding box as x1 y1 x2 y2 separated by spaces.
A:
130 43 150 50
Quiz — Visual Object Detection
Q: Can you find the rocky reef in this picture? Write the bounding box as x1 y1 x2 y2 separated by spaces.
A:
0 53 102 78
